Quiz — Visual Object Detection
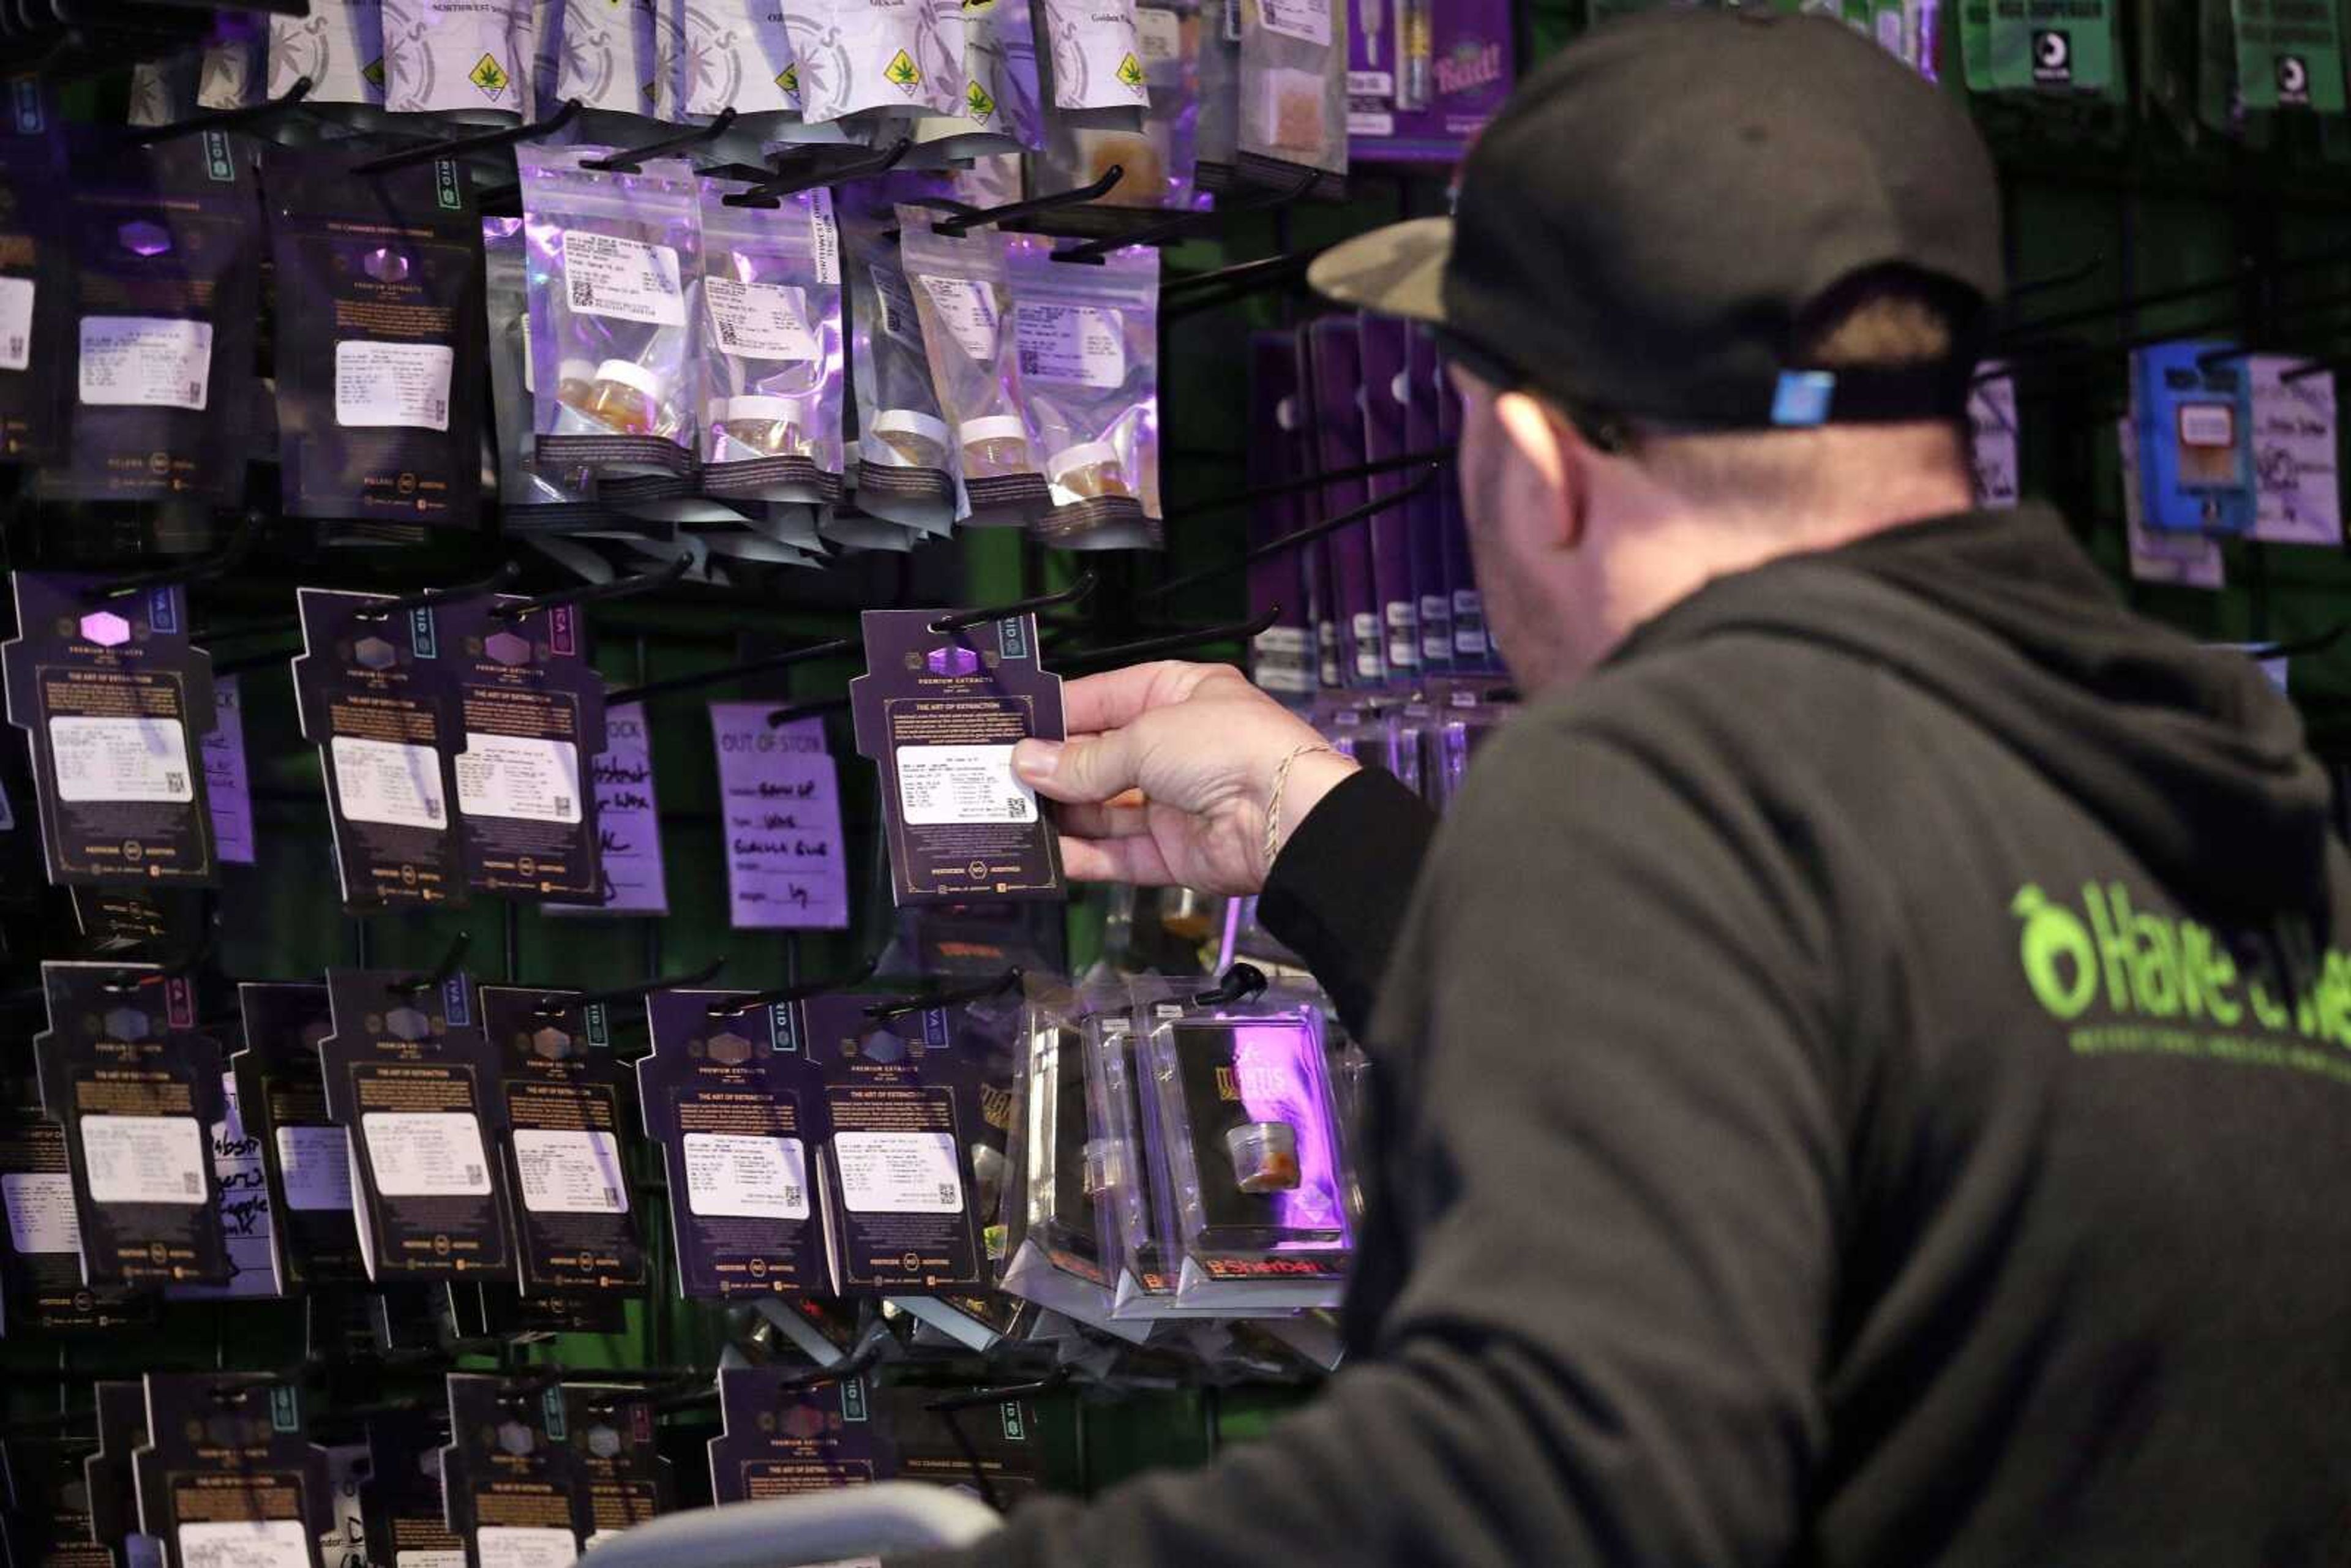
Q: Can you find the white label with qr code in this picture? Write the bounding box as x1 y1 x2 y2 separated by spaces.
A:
48 716 193 804
1014 302 1123 388
1136 7 1182 63
474 1529 576 1568
81 1115 208 1206
456 733 581 824
3 1173 80 1253
78 317 212 408
178 1520 314 1568
561 231 685 327
917 276 1000 360
274 1125 353 1210
895 743 1035 825
335 341 454 430
331 736 447 829
683 1132 808 1220
361 1111 492 1197
1258 0 1330 46
833 1130 963 1214
0 277 31 371
512 1129 628 1214
705 279 819 361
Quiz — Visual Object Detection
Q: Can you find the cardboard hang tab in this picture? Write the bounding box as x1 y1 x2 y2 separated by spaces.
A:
131 1375 330 1568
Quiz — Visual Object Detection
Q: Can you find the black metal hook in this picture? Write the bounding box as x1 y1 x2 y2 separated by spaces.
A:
2195 343 2254 372
101 930 213 994
1160 451 1447 526
929 570 1100 634
1050 606 1284 672
2002 252 2107 304
492 552 692 621
705 954 879 1018
1996 239 2351 345
723 137 912 208
771 1340 885 1394
387 932 471 997
543 958 728 1016
351 563 523 622
351 99 583 177
604 637 858 708
1142 470 1439 601
921 1368 1068 1413
935 166 1123 236
1054 167 1318 264
89 514 263 603
1192 962 1269 1007
764 693 852 729
863 967 1021 1022
2240 624 2346 661
121 74 312 146
586 108 736 174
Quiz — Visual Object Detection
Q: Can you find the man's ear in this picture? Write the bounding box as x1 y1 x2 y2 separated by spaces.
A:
1494 391 1586 550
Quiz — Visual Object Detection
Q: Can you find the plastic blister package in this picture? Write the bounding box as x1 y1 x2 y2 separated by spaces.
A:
998 980 1141 1335
897 207 1048 524
1007 236 1161 549
697 181 846 505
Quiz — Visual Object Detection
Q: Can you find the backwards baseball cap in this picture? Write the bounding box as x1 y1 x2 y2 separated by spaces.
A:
1308 9 2004 434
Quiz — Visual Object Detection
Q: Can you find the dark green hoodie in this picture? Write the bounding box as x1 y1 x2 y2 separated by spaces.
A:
920 505 2351 1567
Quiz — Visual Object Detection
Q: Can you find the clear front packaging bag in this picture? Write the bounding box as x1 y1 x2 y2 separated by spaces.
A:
1007 234 1161 548
844 208 958 533
697 181 847 505
896 207 1048 525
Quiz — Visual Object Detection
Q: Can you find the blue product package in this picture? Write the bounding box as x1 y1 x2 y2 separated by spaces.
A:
2132 340 2255 535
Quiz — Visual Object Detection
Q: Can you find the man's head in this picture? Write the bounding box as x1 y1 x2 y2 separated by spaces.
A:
1311 11 2006 692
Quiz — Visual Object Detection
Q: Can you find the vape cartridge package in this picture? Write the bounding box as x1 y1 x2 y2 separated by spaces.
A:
707 1366 887 1504
356 1410 462 1568
997 981 1127 1331
237 983 367 1288
558 1387 670 1545
131 1377 329 1568
438 1376 584 1568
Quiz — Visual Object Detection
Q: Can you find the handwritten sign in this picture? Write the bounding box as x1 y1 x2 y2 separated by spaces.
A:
2249 355 2342 547
200 673 255 865
168 1071 283 1299
547 701 670 916
710 703 847 929
318 1444 370 1568
1967 365 2019 509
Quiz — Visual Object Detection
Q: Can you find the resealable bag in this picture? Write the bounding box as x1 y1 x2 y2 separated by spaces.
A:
844 209 956 531
781 0 964 124
1237 0 1344 195
698 180 846 505
1193 0 1240 189
485 215 607 528
1005 234 1159 547
897 207 1047 523
1033 0 1149 126
268 0 389 114
1034 0 1199 213
556 0 661 116
381 0 537 117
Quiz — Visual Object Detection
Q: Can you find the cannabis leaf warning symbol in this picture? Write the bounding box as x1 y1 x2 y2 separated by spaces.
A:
361 56 386 87
1116 51 1144 89
885 48 921 89
965 77 996 119
777 62 800 94
469 51 510 98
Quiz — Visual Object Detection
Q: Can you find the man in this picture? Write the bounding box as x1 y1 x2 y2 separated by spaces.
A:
918 12 2351 1564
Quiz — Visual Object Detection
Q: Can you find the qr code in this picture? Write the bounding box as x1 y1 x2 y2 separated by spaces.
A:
186 381 202 404
427 801 445 822
4 336 21 359
552 796 572 817
182 1170 201 1195
570 278 596 310
1018 350 1041 376
782 1186 803 1209
165 771 186 793
463 1163 484 1185
428 399 448 424
600 1185 620 1207
937 1182 958 1206
716 319 740 348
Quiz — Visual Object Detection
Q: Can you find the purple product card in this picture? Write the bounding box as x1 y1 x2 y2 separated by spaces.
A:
1305 320 1384 688
1357 313 1420 685
1247 331 1314 704
1346 0 1516 164
1404 325 1452 672
1434 351 1493 671
199 673 255 866
707 1368 887 1504
847 609 1066 904
547 702 670 917
710 705 849 929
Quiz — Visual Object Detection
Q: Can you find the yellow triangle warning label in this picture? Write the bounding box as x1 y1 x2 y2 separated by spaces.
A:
1116 51 1145 88
885 47 921 88
469 51 510 97
361 56 386 86
965 77 996 119
777 62 800 94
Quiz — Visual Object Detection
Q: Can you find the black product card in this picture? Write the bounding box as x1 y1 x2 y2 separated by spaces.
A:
237 984 367 1288
556 1389 669 1545
32 962 230 1288
0 1103 153 1334
430 598 604 902
1 1439 116 1568
174 1016 286 1304
132 1375 329 1568
2 573 219 888
69 888 205 955
265 149 483 529
848 608 1064 904
0 120 69 466
459 1283 631 1340
1012 1022 1104 1288
438 1376 584 1568
636 990 830 1299
357 1410 462 1568
318 969 511 1283
476 989 643 1297
291 589 466 913
84 1383 155 1568
48 130 260 508
875 1387 1042 1511
706 1368 886 1505
889 1001 1026 1348
806 992 984 1294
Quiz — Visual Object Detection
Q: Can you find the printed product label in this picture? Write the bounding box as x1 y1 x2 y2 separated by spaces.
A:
0 276 31 371
1136 6 1182 61
177 1520 315 1568
81 1114 208 1204
562 232 686 328
871 266 922 345
474 1529 577 1568
917 276 999 361
2180 403 2237 446
1013 302 1124 389
894 743 1036 825
511 1128 626 1214
1258 0 1330 45
331 736 448 829
397 1554 468 1568
833 1130 962 1214
359 1111 492 1197
707 279 819 362
48 716 193 803
455 733 581 823
683 1131 809 1220
78 317 214 409
808 189 841 287
335 342 456 430
274 1125 354 1210
1 1171 78 1251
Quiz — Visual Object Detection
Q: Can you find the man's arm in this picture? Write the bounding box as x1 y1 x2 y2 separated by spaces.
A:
1257 767 1438 1041
909 717 1849 1566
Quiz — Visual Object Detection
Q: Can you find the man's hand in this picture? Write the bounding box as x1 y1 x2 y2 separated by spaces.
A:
1012 661 1360 894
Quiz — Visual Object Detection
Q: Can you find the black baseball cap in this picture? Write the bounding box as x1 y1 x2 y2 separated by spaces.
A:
1308 9 2005 433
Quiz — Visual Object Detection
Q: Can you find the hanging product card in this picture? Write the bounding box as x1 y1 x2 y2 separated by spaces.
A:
0 1105 154 1334
437 1378 583 1568
706 1368 885 1504
545 702 668 916
237 983 367 1288
433 596 605 901
200 677 255 867
476 989 645 1296
2249 355 2341 546
1967 364 2020 509
1305 318 1384 687
1357 315 1417 678
32 963 230 1288
2 573 219 888
86 1382 160 1568
482 219 606 531
848 607 1065 904
266 0 388 109
708 704 848 929
2233 0 2345 111
697 185 847 506
557 1389 670 1545
888 994 1027 1350
267 151 484 529
167 1026 287 1302
2120 417 2224 590
132 1376 329 1568
637 987 832 1297
806 991 985 1293
2 1438 118 1568
1431 341 1492 672
776 0 964 121
318 968 511 1282
876 1386 1042 1509
1344 0 1512 162
0 118 68 466
293 589 467 912
356 1412 462 1568
2132 342 2256 534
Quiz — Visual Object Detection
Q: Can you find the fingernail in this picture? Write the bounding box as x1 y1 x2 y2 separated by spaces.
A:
1012 739 1060 781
